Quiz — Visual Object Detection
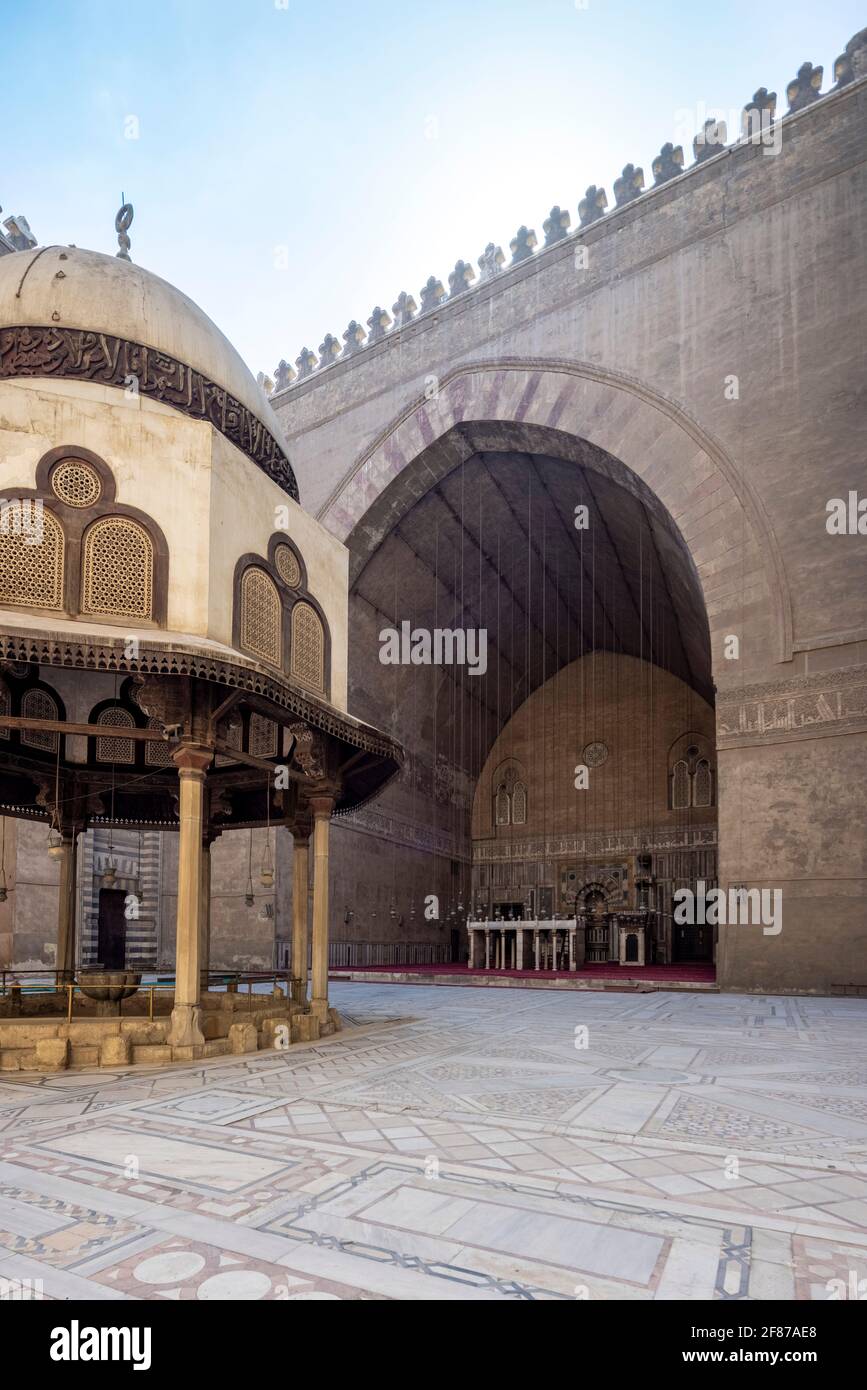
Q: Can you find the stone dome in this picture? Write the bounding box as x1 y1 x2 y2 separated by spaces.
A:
0 245 291 475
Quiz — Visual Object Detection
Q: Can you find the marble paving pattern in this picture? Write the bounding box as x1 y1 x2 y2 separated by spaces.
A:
1 985 866 1300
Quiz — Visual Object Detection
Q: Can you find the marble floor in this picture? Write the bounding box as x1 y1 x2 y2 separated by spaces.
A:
1 984 866 1301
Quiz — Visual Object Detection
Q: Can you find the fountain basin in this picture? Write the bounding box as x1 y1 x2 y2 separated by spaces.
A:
77 970 141 1003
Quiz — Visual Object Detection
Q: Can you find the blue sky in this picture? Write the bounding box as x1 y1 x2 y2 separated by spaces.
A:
2 0 862 380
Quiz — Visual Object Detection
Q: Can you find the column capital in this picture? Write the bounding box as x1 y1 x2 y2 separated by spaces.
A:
172 744 213 777
308 789 337 819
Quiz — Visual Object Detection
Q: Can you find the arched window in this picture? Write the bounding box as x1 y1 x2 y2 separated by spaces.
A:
671 759 690 810
50 458 102 508
274 543 301 589
693 758 713 808
145 717 173 767
21 688 59 752
240 566 282 667
81 516 154 620
0 678 9 740
511 781 527 826
0 505 64 610
290 601 325 691
249 713 278 758
494 784 511 826
95 707 136 764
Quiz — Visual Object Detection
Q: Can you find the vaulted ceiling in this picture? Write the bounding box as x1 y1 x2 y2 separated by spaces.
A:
348 432 712 782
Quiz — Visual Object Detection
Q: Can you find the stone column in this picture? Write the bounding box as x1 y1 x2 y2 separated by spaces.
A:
516 927 524 971
199 833 214 991
575 916 586 969
291 830 310 1004
169 747 211 1053
309 793 334 1018
484 930 491 969
56 829 79 984
609 913 619 962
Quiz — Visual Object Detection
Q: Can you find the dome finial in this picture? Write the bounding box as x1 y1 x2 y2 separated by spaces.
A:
115 195 133 261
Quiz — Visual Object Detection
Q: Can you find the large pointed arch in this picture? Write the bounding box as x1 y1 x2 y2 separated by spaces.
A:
318 359 792 672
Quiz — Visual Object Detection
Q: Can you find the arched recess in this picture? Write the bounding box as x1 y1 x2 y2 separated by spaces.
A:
318 360 792 675
326 374 733 963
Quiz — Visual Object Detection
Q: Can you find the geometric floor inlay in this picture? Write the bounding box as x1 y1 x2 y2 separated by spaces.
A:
1 983 866 1300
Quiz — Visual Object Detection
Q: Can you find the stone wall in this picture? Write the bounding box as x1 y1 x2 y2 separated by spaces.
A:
269 68 867 993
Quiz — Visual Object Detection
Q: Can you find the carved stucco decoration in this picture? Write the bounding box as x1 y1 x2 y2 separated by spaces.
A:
0 326 298 500
474 825 718 863
209 787 233 822
33 776 54 811
716 667 867 743
575 875 624 905
129 674 187 731
288 721 326 780
82 791 107 817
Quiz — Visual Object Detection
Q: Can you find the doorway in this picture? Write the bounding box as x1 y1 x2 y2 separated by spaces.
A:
97 888 127 969
672 912 713 963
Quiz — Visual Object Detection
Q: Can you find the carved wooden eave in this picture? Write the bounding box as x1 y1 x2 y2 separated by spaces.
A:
0 619 404 827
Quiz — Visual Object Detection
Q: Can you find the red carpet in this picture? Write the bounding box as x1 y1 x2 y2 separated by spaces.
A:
329 962 716 983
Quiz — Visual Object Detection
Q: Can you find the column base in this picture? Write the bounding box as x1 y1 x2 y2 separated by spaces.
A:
168 1003 205 1050
307 1001 341 1036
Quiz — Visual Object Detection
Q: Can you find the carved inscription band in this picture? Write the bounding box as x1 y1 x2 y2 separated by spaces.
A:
0 325 298 501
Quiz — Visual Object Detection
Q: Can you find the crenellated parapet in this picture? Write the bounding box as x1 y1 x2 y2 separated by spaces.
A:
273 28 867 393
477 242 505 279
693 118 727 163
578 185 607 226
652 144 684 186
834 27 867 87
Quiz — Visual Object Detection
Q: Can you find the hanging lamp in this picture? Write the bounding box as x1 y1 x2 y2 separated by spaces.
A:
47 739 65 860
260 776 274 887
245 827 255 905
131 828 143 896
101 727 118 885
0 813 7 901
